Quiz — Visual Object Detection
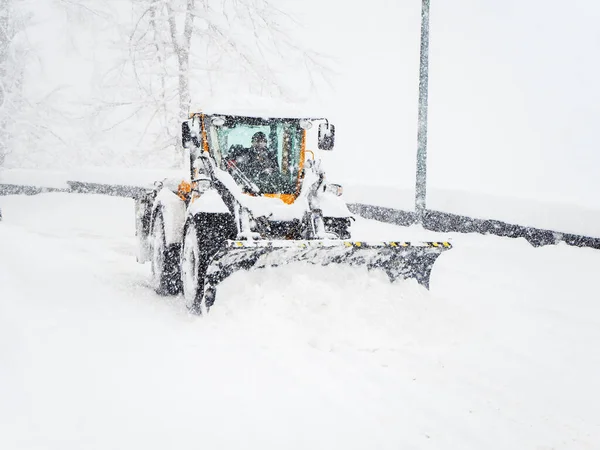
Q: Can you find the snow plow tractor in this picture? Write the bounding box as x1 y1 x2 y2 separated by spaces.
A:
134 111 451 313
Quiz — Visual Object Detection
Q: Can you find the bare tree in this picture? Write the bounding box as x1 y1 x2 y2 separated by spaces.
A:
166 0 194 126
0 0 27 166
27 0 331 168
117 0 330 160
1 0 330 169
0 0 9 165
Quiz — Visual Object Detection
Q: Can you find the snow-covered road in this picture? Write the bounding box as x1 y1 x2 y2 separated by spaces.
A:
1 193 599 449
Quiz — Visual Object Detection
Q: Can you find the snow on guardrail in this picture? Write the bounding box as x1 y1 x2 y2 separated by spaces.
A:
2 180 600 251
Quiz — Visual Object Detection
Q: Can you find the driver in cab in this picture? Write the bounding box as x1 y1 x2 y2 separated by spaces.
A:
226 131 280 192
248 131 278 176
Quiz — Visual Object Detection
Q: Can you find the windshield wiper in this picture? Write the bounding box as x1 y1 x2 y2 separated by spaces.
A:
226 159 261 195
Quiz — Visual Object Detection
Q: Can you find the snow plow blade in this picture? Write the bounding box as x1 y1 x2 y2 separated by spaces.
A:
203 240 452 305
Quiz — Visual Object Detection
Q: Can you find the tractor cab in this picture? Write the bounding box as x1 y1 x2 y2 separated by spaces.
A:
183 113 335 204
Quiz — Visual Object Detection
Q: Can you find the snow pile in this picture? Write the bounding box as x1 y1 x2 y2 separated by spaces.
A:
213 263 432 351
1 193 599 449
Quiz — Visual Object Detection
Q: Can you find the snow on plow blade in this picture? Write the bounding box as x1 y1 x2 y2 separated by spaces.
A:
204 240 452 303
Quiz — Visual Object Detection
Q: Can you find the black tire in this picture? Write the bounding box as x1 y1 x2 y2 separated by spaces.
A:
151 210 182 295
324 217 352 240
181 213 235 314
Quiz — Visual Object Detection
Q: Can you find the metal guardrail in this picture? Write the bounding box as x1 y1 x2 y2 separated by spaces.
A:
347 203 417 228
0 184 66 196
66 181 147 198
347 203 600 250
2 182 599 250
0 182 146 198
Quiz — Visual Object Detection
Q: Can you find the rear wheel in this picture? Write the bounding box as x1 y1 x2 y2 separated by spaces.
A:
151 211 181 295
181 223 207 314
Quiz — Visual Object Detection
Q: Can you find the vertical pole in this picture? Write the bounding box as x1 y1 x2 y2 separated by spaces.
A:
415 0 430 223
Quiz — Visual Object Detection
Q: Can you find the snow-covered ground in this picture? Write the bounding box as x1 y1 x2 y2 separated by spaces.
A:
1 193 599 449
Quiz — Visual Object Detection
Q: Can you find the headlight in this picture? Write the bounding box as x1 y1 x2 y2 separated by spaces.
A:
325 183 343 196
193 177 212 194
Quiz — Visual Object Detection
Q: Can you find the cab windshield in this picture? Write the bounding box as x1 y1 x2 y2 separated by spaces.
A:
207 116 304 195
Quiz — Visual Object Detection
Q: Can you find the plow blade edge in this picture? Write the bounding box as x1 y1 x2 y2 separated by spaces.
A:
203 240 452 304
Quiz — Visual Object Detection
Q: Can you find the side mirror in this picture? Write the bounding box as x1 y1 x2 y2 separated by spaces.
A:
182 120 202 148
318 123 335 150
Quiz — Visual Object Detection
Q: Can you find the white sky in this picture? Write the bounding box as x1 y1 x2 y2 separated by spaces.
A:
16 0 600 210
298 0 600 209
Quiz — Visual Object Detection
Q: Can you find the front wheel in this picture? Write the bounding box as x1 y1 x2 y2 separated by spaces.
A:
181 214 236 314
324 217 352 240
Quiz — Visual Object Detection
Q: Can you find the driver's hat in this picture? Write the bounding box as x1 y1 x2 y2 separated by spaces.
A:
252 131 267 144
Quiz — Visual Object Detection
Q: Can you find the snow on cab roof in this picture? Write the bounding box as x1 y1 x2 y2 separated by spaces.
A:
189 95 334 121
194 107 325 121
